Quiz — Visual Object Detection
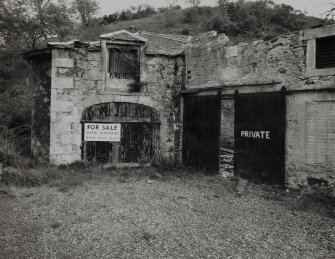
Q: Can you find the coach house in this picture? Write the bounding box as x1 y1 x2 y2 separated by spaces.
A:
24 25 335 189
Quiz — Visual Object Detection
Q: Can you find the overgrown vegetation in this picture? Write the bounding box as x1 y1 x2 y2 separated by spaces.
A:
0 0 333 171
0 52 32 167
102 0 332 40
202 0 310 39
102 5 158 24
1 162 91 191
0 0 102 167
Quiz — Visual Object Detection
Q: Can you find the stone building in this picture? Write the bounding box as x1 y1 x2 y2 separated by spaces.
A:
24 25 335 189
183 25 335 188
24 30 187 167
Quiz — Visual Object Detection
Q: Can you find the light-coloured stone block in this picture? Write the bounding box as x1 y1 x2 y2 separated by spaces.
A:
51 122 72 133
61 133 81 145
125 95 138 104
52 77 74 89
216 67 241 81
50 154 81 165
88 52 101 62
137 96 146 105
74 80 95 90
53 100 75 112
106 78 135 89
113 95 121 102
87 60 100 69
224 46 238 58
55 113 80 123
87 70 103 81
306 39 315 71
304 24 335 40
52 58 74 68
50 144 75 155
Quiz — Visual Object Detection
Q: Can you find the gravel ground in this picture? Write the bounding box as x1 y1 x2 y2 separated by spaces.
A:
0 169 334 259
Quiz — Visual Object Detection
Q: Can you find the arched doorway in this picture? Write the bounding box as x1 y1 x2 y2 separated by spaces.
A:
81 102 160 164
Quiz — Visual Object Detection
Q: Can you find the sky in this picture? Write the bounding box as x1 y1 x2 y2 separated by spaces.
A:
97 0 332 18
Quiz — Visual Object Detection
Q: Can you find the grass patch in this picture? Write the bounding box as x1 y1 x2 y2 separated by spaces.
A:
0 184 19 197
293 196 335 217
292 187 335 217
1 162 94 192
56 174 84 193
2 166 61 187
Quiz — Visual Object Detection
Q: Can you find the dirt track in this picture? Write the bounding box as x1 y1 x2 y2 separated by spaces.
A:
0 170 334 259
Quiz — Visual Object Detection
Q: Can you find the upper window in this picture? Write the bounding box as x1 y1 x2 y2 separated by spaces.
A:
109 47 139 80
304 25 335 76
316 36 335 69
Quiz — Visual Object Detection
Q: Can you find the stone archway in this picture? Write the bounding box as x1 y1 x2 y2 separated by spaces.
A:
81 102 161 165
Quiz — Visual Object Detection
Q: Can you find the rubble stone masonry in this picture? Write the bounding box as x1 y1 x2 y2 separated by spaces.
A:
185 26 335 188
29 26 335 188
50 44 184 165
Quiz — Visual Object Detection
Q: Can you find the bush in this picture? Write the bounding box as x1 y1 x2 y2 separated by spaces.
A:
202 14 232 33
74 23 104 41
2 167 45 187
181 28 190 35
183 8 199 24
102 14 118 24
0 125 32 167
0 50 32 168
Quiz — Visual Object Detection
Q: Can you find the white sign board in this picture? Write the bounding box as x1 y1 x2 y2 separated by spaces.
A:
84 123 121 142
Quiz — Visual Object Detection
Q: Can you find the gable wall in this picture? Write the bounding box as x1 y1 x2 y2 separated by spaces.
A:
50 46 184 165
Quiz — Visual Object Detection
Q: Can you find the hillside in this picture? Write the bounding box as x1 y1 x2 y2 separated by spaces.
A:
102 8 195 36
101 5 331 43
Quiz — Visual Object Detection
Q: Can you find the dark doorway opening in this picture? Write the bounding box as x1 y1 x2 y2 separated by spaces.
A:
81 102 160 165
182 94 221 174
234 91 286 184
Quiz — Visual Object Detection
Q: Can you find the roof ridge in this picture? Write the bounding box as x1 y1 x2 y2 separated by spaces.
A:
100 30 147 42
137 31 191 43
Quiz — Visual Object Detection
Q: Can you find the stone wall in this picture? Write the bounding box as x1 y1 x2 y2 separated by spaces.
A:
286 91 335 188
50 45 184 165
185 28 335 188
185 32 305 90
220 98 234 177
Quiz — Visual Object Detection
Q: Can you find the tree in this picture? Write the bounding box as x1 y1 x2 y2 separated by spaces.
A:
0 0 42 49
72 0 99 27
185 0 202 8
102 13 118 24
158 0 180 27
216 0 229 15
0 0 74 49
41 0 75 40
323 3 335 20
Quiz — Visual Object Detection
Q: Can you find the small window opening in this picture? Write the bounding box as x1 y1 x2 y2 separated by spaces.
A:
109 48 139 79
316 36 335 69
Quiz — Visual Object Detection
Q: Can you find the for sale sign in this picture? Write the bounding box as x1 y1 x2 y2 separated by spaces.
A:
84 123 121 142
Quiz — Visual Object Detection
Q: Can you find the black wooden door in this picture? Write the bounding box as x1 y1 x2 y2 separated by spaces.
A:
183 94 221 174
82 103 160 164
234 91 285 184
